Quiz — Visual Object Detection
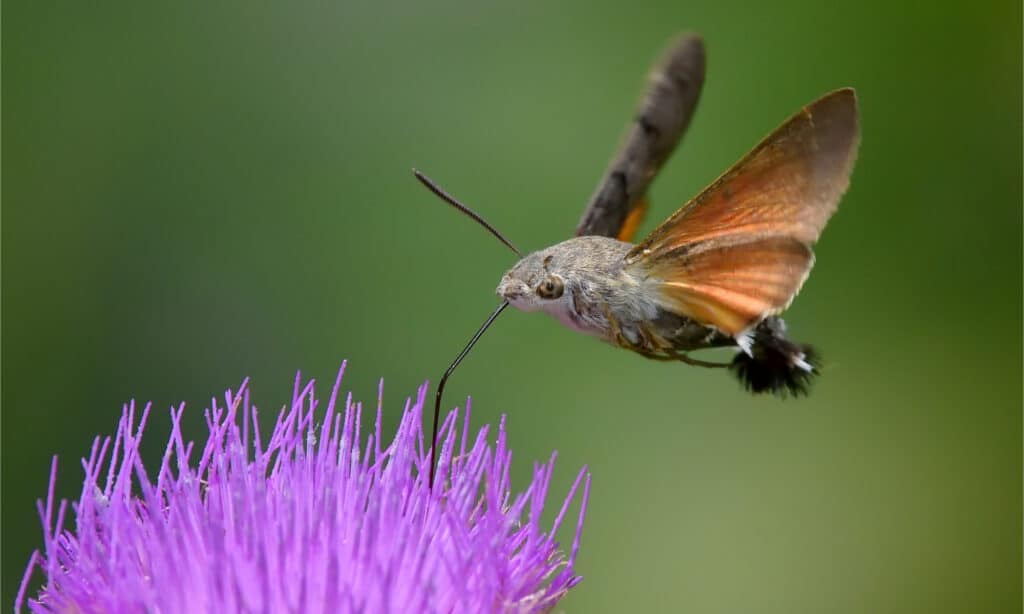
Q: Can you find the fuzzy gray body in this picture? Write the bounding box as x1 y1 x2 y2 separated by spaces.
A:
496 235 734 357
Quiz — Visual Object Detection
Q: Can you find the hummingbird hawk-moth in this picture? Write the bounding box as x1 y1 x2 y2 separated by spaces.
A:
415 34 860 486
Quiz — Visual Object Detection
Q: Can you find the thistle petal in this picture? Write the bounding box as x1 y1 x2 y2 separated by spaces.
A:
17 363 590 613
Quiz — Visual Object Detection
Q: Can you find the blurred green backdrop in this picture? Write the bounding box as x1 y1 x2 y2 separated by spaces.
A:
3 1 1021 611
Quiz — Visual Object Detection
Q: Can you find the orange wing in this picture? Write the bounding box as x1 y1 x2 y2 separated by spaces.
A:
626 88 860 335
652 237 814 335
616 197 650 242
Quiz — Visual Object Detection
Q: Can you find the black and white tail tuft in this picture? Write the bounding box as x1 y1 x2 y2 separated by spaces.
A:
730 317 820 397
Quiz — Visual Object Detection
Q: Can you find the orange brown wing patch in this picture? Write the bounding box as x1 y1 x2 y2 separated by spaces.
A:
648 237 814 335
616 197 650 243
628 89 858 260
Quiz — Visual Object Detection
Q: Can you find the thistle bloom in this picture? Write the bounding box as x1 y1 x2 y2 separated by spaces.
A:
17 363 590 613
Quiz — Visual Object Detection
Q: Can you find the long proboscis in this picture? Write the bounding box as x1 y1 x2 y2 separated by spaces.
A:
413 169 522 257
429 301 510 488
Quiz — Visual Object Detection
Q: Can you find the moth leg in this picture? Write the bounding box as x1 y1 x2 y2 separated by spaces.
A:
635 350 678 362
604 305 676 361
628 344 678 362
605 306 729 369
638 321 674 352
637 320 731 369
603 303 625 344
677 353 731 369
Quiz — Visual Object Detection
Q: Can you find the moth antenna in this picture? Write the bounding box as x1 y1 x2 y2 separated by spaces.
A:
413 169 522 257
429 301 510 489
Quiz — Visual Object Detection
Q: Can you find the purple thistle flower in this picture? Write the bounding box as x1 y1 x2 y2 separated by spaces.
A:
16 363 590 613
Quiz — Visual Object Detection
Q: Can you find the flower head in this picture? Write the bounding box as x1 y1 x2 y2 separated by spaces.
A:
17 363 590 613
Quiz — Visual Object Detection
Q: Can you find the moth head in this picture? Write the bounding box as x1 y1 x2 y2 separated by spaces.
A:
497 252 567 312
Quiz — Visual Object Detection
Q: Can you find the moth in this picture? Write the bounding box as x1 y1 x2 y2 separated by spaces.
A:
416 34 860 485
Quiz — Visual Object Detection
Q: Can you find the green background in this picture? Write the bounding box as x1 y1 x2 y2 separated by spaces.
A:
4 1 1021 611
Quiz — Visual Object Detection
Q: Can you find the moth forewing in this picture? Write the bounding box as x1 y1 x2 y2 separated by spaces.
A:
627 88 859 258
576 34 706 241
625 88 859 336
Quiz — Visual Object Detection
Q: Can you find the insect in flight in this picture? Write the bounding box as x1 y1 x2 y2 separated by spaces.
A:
415 34 860 486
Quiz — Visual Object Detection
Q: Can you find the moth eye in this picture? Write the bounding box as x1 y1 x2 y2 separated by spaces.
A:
536 276 564 299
